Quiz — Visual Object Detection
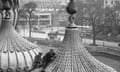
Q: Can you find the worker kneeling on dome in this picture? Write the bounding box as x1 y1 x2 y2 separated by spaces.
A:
30 49 57 72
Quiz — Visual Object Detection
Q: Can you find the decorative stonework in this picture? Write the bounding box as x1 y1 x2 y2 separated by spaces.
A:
45 28 117 72
66 0 77 28
45 0 117 72
0 15 43 72
0 0 43 71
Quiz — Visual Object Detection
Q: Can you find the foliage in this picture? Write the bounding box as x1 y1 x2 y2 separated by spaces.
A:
76 1 120 42
18 9 27 18
23 2 37 16
75 0 85 25
100 2 120 36
22 1 37 38
81 1 104 45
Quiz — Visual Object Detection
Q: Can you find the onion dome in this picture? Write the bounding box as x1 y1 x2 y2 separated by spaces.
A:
45 27 117 72
45 0 117 72
0 10 42 71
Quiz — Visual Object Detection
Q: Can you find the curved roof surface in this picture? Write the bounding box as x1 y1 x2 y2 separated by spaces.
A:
0 10 43 71
45 28 117 72
0 19 41 52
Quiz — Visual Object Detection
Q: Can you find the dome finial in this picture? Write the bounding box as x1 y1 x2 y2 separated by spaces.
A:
1 0 19 19
66 0 77 28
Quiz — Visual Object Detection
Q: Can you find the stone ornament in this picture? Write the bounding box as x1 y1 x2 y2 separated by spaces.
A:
0 0 43 71
45 0 117 72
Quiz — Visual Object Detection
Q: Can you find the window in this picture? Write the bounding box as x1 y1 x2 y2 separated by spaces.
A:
38 13 52 26
39 20 50 26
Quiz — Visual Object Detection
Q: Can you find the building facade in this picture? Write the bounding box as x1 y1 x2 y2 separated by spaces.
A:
18 0 69 27
104 0 120 7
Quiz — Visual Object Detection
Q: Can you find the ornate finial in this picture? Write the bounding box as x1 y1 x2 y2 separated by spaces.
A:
66 0 77 28
1 0 19 19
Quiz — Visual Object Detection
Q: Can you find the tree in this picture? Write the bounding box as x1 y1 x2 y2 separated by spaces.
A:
75 0 85 25
18 9 29 26
23 2 37 38
104 2 120 36
82 1 104 45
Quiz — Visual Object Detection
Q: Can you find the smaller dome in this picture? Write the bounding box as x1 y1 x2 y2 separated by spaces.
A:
45 28 117 72
0 10 43 71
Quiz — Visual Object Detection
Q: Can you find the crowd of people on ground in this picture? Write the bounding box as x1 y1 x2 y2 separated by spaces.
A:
29 49 57 72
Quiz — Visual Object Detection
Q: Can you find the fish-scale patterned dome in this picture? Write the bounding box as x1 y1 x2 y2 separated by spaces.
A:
0 10 43 71
44 0 117 71
45 27 117 72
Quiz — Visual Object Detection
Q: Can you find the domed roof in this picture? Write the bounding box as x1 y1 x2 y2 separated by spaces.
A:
45 27 117 72
44 0 117 71
0 10 43 71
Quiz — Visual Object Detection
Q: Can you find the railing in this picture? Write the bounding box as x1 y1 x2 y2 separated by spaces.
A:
86 45 120 56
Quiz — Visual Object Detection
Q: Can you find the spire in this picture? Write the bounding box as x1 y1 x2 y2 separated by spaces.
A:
45 0 117 72
66 0 77 28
